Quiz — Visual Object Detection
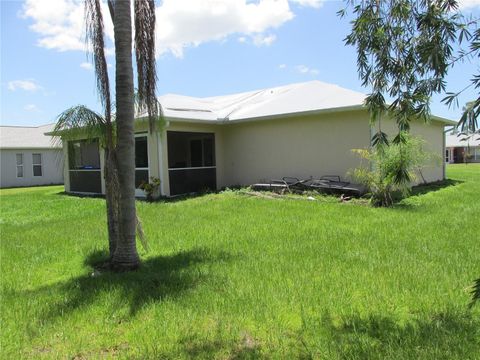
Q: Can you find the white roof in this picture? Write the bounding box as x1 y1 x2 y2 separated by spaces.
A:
154 80 367 122
0 123 61 149
151 80 454 125
446 130 480 147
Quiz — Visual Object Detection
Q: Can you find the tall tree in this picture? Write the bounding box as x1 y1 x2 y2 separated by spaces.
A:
112 0 158 270
341 0 479 305
112 0 138 270
54 0 158 271
340 0 479 138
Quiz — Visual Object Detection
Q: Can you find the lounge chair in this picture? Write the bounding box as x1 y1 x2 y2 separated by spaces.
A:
309 175 366 195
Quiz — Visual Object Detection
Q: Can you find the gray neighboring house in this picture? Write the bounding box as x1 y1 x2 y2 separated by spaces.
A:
0 123 64 188
445 129 480 164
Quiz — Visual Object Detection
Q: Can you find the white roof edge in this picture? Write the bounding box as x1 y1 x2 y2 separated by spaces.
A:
0 123 56 128
49 109 456 131
163 105 457 126
0 146 62 150
162 116 219 124
431 115 457 126
226 105 365 124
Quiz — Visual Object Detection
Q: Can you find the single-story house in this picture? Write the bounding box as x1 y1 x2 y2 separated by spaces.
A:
50 81 455 197
445 128 480 163
0 123 64 188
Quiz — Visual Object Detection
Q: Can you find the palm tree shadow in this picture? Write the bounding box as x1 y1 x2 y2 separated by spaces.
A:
320 310 479 359
18 248 232 324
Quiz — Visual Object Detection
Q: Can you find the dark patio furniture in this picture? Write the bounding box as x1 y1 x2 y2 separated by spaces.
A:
309 175 366 195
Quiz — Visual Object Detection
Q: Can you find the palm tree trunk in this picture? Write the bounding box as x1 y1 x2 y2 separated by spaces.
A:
111 0 140 270
104 147 119 258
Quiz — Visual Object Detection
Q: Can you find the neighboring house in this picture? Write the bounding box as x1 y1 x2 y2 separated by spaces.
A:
445 129 480 164
50 81 455 197
0 124 64 188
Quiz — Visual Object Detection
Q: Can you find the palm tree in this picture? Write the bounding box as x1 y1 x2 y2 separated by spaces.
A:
112 0 138 270
55 0 158 271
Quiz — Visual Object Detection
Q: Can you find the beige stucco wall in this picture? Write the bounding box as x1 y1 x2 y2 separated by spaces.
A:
372 117 445 183
0 148 64 188
220 110 371 187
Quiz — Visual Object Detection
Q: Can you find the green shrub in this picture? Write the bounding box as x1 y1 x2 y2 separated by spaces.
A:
351 132 438 207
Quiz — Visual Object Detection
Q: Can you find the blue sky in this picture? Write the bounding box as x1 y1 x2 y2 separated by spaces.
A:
1 0 479 126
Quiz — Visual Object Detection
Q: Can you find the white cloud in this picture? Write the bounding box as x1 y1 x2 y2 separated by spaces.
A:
24 104 41 112
21 0 113 52
80 62 93 70
290 0 324 8
238 36 247 43
296 65 309 73
156 0 293 57
458 0 480 9
278 63 287 69
253 34 277 46
7 80 42 92
22 0 296 58
295 64 319 76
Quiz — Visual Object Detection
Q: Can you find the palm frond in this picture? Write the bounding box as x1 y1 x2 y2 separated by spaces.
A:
134 0 159 132
85 0 112 125
53 105 106 147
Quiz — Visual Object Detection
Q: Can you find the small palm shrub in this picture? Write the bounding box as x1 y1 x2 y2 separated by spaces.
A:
139 177 161 201
351 132 437 207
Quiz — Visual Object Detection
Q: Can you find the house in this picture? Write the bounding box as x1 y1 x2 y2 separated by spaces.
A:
0 124 64 188
51 81 455 197
445 129 480 164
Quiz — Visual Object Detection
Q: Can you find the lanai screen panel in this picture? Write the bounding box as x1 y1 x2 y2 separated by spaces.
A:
68 140 102 193
167 131 216 195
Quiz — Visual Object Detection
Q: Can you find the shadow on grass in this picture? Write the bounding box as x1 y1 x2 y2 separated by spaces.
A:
16 248 232 323
410 178 462 197
389 179 463 211
319 310 479 359
55 190 216 203
54 191 105 199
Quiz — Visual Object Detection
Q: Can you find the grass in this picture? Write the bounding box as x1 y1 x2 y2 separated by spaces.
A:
1 164 479 359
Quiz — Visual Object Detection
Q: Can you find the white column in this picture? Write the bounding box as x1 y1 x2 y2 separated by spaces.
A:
63 141 70 192
99 147 106 194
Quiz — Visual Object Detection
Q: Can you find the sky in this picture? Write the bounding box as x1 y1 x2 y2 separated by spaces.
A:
1 0 479 127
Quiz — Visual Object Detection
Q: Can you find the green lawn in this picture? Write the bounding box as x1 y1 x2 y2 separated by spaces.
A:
1 164 479 359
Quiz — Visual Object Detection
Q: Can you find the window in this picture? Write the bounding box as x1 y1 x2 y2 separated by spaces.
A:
16 154 23 178
68 140 100 169
476 147 480 161
32 153 42 176
445 149 450 163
